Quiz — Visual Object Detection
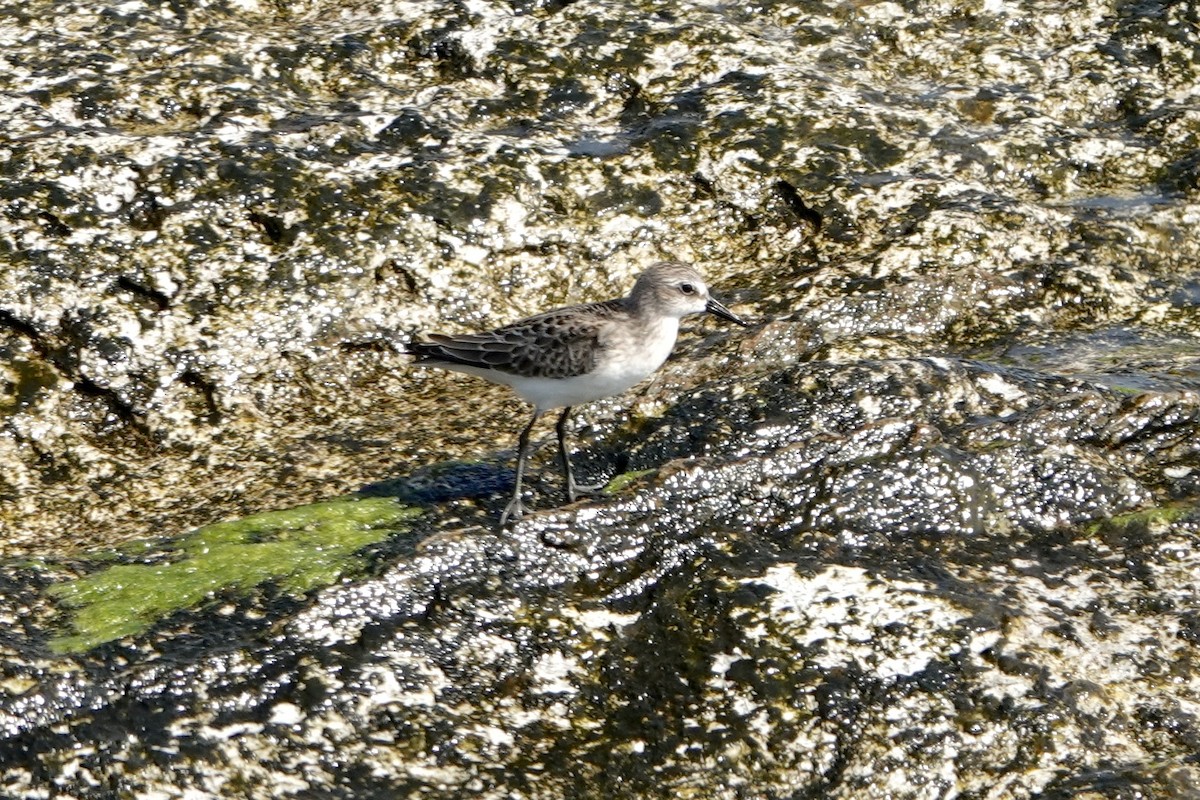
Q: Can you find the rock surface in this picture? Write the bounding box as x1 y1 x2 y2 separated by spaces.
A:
2 0 1200 797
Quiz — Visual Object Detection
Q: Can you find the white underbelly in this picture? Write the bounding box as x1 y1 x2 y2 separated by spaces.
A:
509 370 642 409
510 318 679 410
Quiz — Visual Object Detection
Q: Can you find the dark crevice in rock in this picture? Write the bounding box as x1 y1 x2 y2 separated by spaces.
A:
37 210 72 237
0 308 40 342
67 377 154 442
0 308 154 442
372 259 419 294
179 369 221 423
773 178 823 232
114 275 171 311
248 210 294 245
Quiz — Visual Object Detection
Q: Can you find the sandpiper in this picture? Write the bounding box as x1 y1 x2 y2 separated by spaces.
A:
406 261 749 526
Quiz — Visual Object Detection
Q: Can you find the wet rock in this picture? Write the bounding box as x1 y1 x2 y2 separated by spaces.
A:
5 359 1200 797
2 0 1200 797
3 0 1200 550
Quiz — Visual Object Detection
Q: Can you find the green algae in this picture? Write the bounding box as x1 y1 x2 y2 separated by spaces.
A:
1089 503 1194 538
604 469 657 495
48 497 419 653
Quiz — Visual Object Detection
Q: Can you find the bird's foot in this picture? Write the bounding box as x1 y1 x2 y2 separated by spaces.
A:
500 495 528 528
566 478 608 504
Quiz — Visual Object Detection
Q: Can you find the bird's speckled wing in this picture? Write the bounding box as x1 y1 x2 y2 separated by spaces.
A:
408 300 624 379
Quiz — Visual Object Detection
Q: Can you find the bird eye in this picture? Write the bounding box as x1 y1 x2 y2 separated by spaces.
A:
680 283 696 295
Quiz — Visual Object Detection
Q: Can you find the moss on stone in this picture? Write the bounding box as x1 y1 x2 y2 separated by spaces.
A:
1091 503 1193 536
604 469 657 494
48 497 419 653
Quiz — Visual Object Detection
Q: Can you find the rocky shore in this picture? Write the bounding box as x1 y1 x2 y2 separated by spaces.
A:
2 0 1199 797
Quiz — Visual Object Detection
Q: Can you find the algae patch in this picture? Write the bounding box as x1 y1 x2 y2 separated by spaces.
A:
604 469 657 494
48 497 419 653
1089 502 1194 537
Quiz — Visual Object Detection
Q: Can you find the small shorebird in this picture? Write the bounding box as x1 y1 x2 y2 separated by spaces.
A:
406 261 749 526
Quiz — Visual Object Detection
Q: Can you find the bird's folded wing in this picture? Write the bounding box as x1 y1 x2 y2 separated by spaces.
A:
408 304 616 379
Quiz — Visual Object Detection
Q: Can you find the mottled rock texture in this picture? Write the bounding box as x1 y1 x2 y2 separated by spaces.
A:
2 0 1200 797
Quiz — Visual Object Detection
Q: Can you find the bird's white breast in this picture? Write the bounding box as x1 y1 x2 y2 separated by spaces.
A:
508 315 680 410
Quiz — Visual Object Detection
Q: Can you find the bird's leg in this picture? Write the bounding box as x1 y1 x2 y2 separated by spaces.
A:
556 406 606 503
501 409 542 527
